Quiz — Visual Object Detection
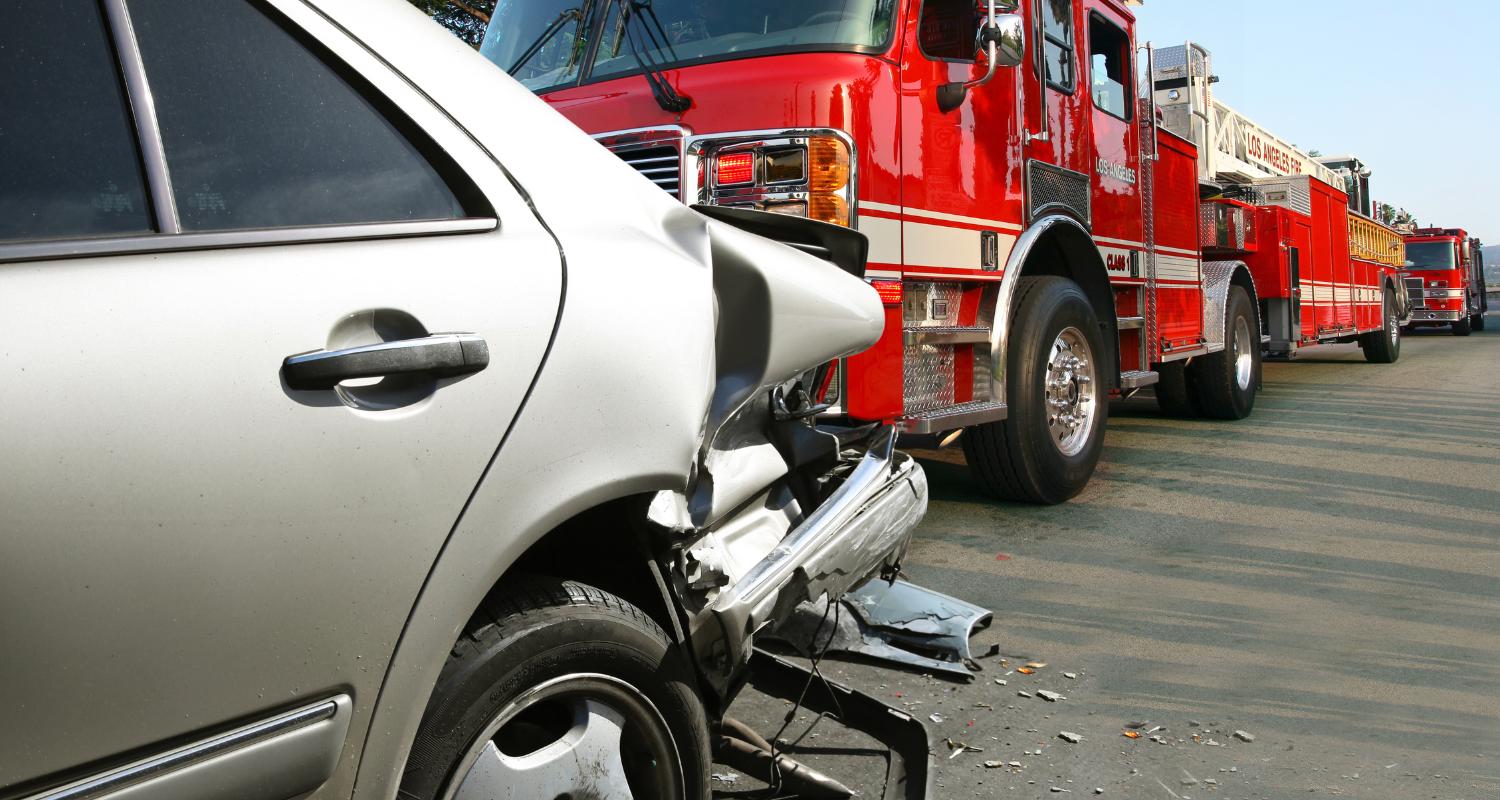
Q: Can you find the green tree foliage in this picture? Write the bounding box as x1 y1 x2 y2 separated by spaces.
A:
408 0 495 47
1375 202 1418 231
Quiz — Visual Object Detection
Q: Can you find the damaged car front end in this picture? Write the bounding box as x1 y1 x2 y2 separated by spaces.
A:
647 208 930 702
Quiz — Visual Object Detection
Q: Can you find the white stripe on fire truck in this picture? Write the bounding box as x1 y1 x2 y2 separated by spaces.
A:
857 214 902 265
860 201 1025 233
902 219 1017 270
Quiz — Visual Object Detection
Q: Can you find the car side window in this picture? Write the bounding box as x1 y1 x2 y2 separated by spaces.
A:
127 0 467 231
0 2 153 243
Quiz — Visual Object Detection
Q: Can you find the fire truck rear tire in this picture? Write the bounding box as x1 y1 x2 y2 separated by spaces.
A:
1189 286 1258 420
1153 361 1199 417
963 276 1107 505
1452 315 1472 336
1360 288 1401 364
1470 313 1485 332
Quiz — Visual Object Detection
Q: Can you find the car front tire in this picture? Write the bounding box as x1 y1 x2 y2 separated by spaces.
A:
401 578 711 800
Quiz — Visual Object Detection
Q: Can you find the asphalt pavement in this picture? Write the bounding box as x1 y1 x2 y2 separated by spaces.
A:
720 322 1500 800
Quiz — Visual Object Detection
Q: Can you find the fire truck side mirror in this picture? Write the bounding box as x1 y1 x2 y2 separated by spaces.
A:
938 13 1025 112
986 13 1025 68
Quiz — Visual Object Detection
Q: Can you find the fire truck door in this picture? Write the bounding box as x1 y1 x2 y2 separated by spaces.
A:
1292 219 1315 341
1083 7 1143 281
1023 0 1090 199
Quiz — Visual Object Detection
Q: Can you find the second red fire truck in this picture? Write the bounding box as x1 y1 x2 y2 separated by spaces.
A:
1401 228 1488 335
481 0 1412 503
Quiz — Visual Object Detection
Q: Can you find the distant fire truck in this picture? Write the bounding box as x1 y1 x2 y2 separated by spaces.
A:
1402 228 1488 335
483 0 1411 503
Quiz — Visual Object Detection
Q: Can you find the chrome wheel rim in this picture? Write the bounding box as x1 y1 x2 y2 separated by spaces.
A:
1232 315 1253 391
442 674 681 800
1044 327 1099 457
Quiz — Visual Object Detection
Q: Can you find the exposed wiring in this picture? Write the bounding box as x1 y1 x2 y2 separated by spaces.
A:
763 596 842 797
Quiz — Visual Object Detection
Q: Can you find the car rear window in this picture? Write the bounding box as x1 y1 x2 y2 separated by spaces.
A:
127 0 467 231
0 1 153 242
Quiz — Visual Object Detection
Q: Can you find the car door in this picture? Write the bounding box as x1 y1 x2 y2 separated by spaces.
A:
0 0 561 794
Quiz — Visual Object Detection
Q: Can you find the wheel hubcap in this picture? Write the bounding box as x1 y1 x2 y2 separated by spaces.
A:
1232 315 1253 391
1044 327 1098 457
444 675 681 800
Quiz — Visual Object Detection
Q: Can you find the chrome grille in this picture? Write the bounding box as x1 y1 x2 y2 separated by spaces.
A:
1027 160 1091 226
596 128 687 200
612 144 682 198
1406 277 1425 309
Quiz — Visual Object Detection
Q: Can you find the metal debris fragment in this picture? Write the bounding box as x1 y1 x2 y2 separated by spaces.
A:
1233 730 1255 743
711 772 740 783
1063 672 1077 679
1036 689 1065 702
1058 731 1082 743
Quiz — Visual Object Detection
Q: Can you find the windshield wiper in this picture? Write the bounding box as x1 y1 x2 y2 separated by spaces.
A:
508 6 587 77
617 0 692 113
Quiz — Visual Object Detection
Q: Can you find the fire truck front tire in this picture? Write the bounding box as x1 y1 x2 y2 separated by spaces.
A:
1153 361 1199 417
1360 288 1402 363
1453 314 1473 336
1189 286 1258 420
964 276 1107 505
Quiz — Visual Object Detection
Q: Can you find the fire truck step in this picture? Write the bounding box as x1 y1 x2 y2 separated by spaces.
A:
902 326 991 347
1119 370 1160 389
897 400 1008 435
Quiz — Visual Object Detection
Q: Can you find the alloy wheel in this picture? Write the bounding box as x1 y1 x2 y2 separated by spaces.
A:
1044 327 1099 457
443 674 682 800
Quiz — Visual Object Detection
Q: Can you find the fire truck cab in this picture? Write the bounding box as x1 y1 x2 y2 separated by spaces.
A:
482 0 1265 504
1402 228 1487 335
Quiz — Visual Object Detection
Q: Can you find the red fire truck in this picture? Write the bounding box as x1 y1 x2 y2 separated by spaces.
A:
480 1 1410 503
1402 228 1488 335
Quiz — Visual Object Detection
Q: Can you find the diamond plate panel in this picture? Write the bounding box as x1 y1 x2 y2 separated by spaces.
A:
972 347 994 404
1254 176 1312 216
1200 260 1241 350
903 282 964 328
903 344 956 413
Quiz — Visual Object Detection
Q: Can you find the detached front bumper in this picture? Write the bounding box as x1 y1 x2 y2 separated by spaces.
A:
693 427 928 675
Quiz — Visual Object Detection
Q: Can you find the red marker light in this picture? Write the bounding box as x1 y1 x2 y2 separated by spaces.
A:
871 280 902 305
716 152 754 186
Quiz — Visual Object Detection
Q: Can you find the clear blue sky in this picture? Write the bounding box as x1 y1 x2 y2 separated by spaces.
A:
1133 0 1497 243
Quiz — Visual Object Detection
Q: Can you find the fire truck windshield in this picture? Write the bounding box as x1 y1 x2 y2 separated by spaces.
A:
1406 241 1458 270
481 0 895 92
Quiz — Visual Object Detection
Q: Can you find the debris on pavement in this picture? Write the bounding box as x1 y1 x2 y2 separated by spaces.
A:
768 580 993 681
1233 730 1256 743
1036 689 1066 702
1017 667 1036 674
1122 731 1141 739
711 772 739 783
1063 672 1077 679
1058 731 1082 743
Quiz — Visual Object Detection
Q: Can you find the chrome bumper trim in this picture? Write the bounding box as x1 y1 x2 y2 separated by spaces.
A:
702 427 927 668
1411 310 1464 322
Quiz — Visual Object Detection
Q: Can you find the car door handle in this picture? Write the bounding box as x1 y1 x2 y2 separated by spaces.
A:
282 333 489 391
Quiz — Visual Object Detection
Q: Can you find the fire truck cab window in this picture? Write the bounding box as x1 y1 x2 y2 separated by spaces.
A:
1042 0 1075 92
1088 14 1131 120
918 0 979 61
